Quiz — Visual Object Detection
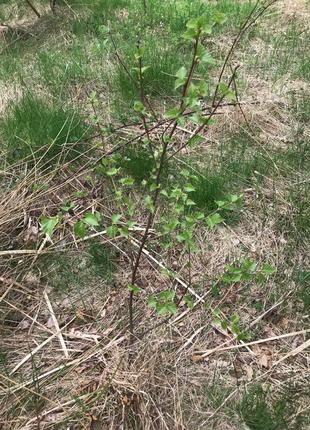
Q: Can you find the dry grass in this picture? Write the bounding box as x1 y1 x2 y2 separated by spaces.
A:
0 1 309 429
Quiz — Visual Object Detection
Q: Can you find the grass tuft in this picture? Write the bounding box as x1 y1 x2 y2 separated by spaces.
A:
1 93 88 165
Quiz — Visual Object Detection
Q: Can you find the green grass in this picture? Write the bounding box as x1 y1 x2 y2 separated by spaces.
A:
190 171 227 212
253 18 310 82
120 147 155 183
88 241 117 280
37 247 117 294
296 269 310 313
238 385 287 430
37 44 92 97
1 93 88 165
238 384 309 430
186 131 273 216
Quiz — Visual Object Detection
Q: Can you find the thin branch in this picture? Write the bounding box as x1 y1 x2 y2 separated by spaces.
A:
212 0 278 106
25 0 41 18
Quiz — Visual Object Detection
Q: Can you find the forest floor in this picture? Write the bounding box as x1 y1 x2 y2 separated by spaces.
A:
0 0 309 429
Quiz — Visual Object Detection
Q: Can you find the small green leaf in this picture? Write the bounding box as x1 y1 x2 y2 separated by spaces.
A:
74 220 86 238
165 302 177 314
213 12 227 25
182 27 197 40
40 216 59 238
197 44 215 64
141 66 150 74
185 198 196 206
128 284 142 294
111 214 122 224
145 195 155 214
118 226 129 237
175 66 187 80
218 82 236 102
241 259 257 273
184 294 194 310
107 225 118 238
106 167 119 176
83 212 101 227
206 213 224 229
165 107 181 119
148 295 157 308
184 184 196 193
119 177 134 186
261 263 276 276
159 290 175 301
134 100 146 114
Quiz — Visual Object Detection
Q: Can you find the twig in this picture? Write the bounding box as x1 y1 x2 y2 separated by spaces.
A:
10 318 75 375
43 289 69 359
194 328 310 358
7 335 126 394
25 0 41 18
249 292 292 328
177 326 205 354
212 0 278 106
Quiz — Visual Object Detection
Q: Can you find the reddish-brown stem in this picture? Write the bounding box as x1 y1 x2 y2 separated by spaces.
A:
110 32 158 120
128 32 201 340
25 0 41 18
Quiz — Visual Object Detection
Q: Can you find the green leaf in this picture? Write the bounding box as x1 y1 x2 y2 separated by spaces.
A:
187 134 205 146
107 225 118 239
184 184 196 193
186 18 199 29
206 213 224 229
134 47 145 60
128 284 142 294
141 66 150 74
145 195 155 214
134 100 146 114
184 294 194 310
175 78 186 90
163 219 179 233
119 177 134 186
189 113 205 125
213 12 227 25
160 189 169 198
175 66 187 80
111 214 122 224
106 167 119 176
175 67 187 89
74 220 86 238
61 201 75 212
241 259 257 273
185 198 196 206
165 302 177 314
165 107 181 119
148 295 157 308
197 44 215 65
40 216 59 238
182 27 197 40
218 82 236 102
83 212 101 227
118 226 129 237
159 290 175 301
98 25 109 35
156 303 168 316
261 263 276 276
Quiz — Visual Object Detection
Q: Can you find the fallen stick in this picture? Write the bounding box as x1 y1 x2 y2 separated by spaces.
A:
8 335 126 394
10 318 75 375
43 289 69 359
194 328 310 358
